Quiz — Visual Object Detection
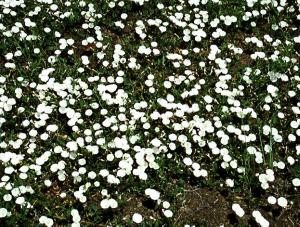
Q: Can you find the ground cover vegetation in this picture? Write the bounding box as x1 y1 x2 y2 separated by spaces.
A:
0 0 300 226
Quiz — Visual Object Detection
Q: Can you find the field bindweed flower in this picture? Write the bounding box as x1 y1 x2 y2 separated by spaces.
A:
226 179 234 187
267 196 277 205
39 216 54 227
277 197 288 208
132 213 143 223
0 208 8 218
100 198 118 209
163 209 173 218
81 56 90 65
292 178 300 187
232 203 245 217
145 188 160 200
100 199 110 209
252 211 269 227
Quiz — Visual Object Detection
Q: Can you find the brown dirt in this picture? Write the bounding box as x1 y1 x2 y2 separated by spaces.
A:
122 196 161 222
119 185 300 226
174 187 231 226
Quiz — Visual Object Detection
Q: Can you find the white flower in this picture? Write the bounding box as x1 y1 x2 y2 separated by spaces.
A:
39 216 53 227
163 81 172 89
188 0 200 6
290 121 299 129
44 218 54 227
100 199 110 209
193 169 201 177
15 88 22 98
145 188 160 200
50 164 58 172
71 223 80 227
204 95 213 103
163 201 170 209
39 216 47 224
71 209 81 223
88 171 97 179
99 169 109 177
3 194 12 202
277 161 285 169
183 59 191 66
102 118 112 128
15 196 25 205
287 156 295 165
66 38 74 45
183 157 192 166
163 209 173 218
151 138 161 147
267 196 277 205
81 55 90 65
46 124 58 132
267 84 278 95
288 134 296 142
252 211 269 227
277 197 288 208
108 198 118 208
292 178 300 187
120 13 128 20
232 203 245 217
157 3 164 9
39 68 55 82
226 179 234 187
132 213 143 223
199 169 208 177
106 84 118 93
71 209 79 217
66 141 78 151
0 208 8 218
44 180 52 187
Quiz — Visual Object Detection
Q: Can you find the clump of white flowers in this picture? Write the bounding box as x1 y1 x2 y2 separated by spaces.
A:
100 198 118 209
145 188 160 201
39 216 54 227
71 209 81 225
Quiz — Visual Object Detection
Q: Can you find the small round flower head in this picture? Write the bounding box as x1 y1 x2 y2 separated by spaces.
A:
39 216 53 227
132 213 143 223
71 209 81 223
277 197 288 208
226 179 234 187
0 208 8 218
44 180 52 187
163 201 170 209
232 203 245 217
267 196 277 205
109 198 118 208
15 196 25 205
145 188 160 200
100 199 110 209
292 178 300 187
163 209 173 218
252 210 269 227
81 55 90 65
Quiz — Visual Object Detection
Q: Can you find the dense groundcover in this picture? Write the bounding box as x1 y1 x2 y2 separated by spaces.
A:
1 0 300 226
